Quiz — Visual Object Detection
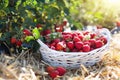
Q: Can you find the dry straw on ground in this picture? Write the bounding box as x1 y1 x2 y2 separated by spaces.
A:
0 33 120 80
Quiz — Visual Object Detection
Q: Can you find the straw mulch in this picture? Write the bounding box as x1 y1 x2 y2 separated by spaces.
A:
0 33 120 80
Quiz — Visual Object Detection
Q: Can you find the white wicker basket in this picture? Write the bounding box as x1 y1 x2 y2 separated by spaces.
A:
37 28 111 69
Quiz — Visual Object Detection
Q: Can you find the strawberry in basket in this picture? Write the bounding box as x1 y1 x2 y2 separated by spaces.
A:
43 31 108 52
38 28 111 69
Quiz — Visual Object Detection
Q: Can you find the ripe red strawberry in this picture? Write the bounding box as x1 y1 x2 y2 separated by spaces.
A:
36 24 42 28
40 31 45 36
50 42 56 47
62 34 72 41
55 24 64 32
89 39 96 47
83 31 90 35
72 48 78 52
72 33 78 38
73 36 81 42
99 36 107 44
82 44 90 52
53 38 61 43
56 43 63 51
63 21 67 26
78 35 83 41
16 40 22 47
56 66 66 76
50 46 56 50
11 37 17 44
90 47 94 51
75 41 83 50
44 29 51 35
96 25 102 29
62 32 71 35
56 41 66 51
116 21 120 27
46 66 55 73
90 33 96 39
95 40 103 48
67 41 74 50
23 29 32 36
49 70 59 79
83 41 90 45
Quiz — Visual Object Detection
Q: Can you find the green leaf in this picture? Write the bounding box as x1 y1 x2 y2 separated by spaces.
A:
0 32 11 41
33 0 37 5
47 6 60 19
56 0 65 8
32 41 40 52
94 12 103 19
71 20 83 30
21 0 26 3
64 7 69 15
32 28 40 39
0 0 9 9
49 0 56 2
25 36 35 42
16 0 22 10
28 40 40 52
39 0 45 3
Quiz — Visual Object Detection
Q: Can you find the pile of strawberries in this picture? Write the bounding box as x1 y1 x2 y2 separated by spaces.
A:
44 31 107 52
10 37 22 47
46 66 66 79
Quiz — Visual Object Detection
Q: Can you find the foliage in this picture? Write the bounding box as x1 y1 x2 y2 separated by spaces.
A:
1 0 120 53
69 0 120 29
0 0 77 53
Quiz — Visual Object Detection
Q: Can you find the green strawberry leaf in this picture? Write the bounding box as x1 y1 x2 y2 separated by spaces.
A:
32 28 40 39
25 36 35 42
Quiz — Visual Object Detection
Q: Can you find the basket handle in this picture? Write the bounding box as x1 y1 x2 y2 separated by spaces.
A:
37 39 49 48
98 28 111 41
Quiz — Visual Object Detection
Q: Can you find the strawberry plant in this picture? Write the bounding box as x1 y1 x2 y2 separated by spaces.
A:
0 0 80 53
1 0 114 54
